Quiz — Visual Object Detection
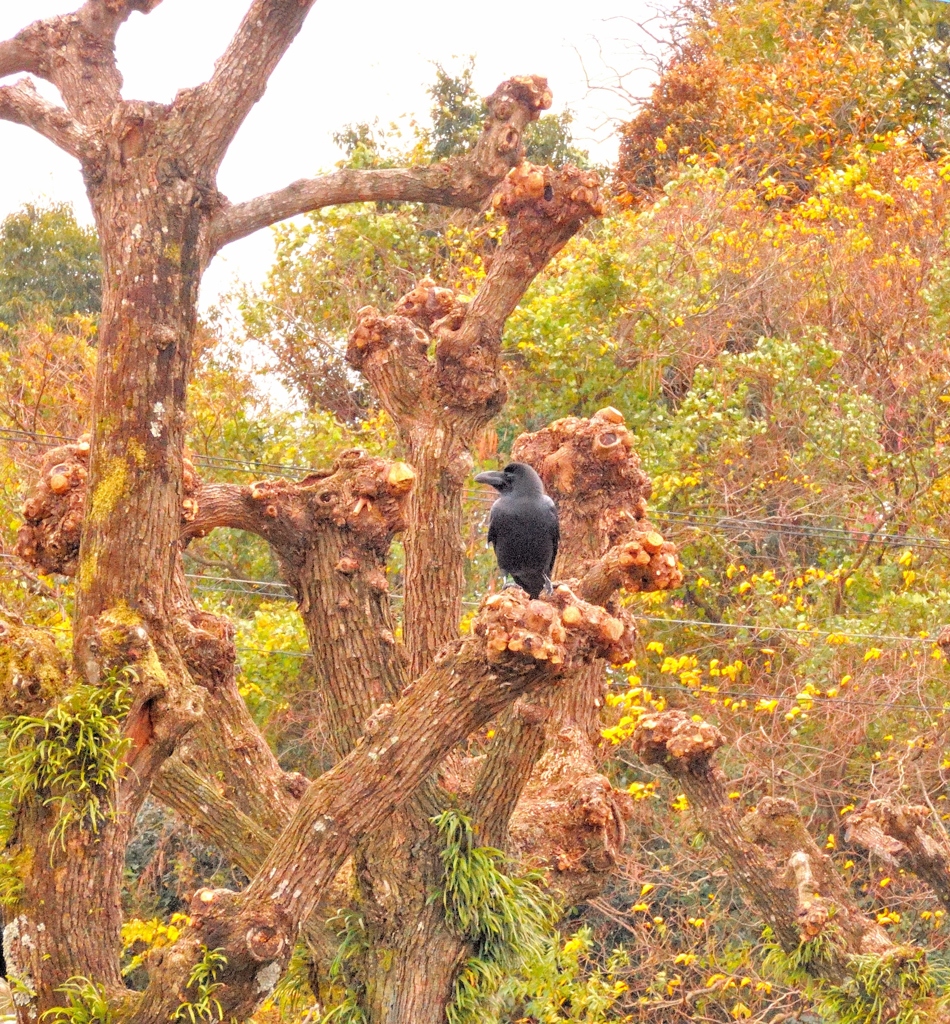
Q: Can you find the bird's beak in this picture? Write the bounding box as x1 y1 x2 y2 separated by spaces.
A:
474 471 505 490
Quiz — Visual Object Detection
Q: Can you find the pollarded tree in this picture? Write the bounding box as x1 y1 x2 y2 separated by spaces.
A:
0 4 682 1023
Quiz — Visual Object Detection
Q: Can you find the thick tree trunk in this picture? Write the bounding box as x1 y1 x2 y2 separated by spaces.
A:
1 5 632 1016
5 803 131 1008
78 139 208 623
6 115 216 1013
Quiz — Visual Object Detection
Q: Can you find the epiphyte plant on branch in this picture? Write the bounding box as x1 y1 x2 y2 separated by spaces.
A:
0 3 682 1024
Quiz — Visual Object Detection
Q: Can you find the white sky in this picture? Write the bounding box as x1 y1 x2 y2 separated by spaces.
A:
0 1 661 306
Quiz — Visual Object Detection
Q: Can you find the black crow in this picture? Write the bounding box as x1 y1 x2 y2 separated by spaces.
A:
474 462 559 599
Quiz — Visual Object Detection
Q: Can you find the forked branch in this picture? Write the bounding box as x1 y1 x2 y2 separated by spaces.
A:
210 75 554 251
0 0 161 124
0 79 92 158
130 587 636 1023
180 0 319 172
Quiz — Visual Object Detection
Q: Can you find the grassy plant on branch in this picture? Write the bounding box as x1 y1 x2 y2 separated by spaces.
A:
42 977 115 1024
764 926 950 1024
173 946 227 1024
431 808 559 1024
0 676 131 854
320 909 369 1024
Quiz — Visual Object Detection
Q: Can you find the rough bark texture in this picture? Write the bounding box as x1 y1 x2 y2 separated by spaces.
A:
488 409 683 901
632 711 898 969
11 403 684 1022
0 2 673 1021
847 800 950 912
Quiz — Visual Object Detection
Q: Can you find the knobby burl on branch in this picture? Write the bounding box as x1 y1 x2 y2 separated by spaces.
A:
10 399 685 1014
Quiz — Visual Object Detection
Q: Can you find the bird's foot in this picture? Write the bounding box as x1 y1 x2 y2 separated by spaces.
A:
542 575 554 597
501 576 521 592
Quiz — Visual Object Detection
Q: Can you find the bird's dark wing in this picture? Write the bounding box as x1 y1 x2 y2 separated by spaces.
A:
544 496 559 574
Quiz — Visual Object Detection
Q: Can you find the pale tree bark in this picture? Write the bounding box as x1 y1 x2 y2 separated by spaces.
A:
1 2 671 1020
632 711 950 1020
847 800 950 912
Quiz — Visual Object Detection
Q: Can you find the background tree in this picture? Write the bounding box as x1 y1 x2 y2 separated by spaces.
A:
0 202 100 328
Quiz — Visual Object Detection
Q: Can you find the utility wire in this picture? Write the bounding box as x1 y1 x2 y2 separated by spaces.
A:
3 556 946 712
4 427 950 552
2 552 939 646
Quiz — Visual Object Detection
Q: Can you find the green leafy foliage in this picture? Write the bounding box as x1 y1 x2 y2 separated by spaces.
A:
0 203 100 326
426 61 485 161
765 931 950 1024
762 922 844 986
819 950 950 1024
174 947 227 1024
0 679 131 851
260 942 316 1020
432 808 558 1024
42 977 114 1024
521 928 632 1023
319 909 369 1024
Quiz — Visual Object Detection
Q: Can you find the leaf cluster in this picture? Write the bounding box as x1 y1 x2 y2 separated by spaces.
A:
819 949 946 1024
173 946 227 1024
320 909 369 1024
0 679 131 851
431 808 558 1024
42 977 114 1024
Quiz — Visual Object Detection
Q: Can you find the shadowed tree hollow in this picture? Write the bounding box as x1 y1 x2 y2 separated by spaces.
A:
0 3 685 1023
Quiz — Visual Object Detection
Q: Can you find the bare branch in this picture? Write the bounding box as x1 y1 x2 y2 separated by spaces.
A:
178 0 319 172
0 1 160 124
847 800 950 912
0 36 41 80
212 165 497 252
633 710 896 960
154 757 275 877
209 74 554 252
0 78 92 159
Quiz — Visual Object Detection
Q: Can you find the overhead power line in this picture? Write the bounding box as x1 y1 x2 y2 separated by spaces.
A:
3 426 949 552
1 552 939 648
